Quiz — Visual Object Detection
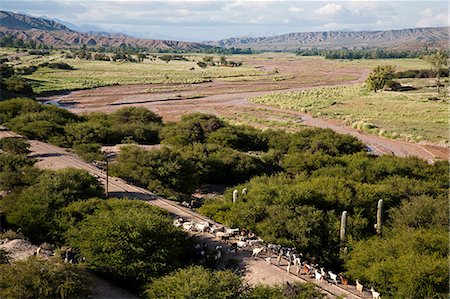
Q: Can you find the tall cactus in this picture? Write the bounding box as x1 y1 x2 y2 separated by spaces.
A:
232 189 238 203
376 199 383 236
340 211 347 247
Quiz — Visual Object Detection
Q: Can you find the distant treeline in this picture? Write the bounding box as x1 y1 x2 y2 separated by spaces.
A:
296 48 446 59
0 34 256 55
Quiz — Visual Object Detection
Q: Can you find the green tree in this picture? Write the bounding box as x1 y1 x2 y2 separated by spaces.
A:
3 76 34 97
144 266 244 299
422 52 448 93
2 168 103 242
365 65 396 92
65 199 192 286
0 257 91 299
110 145 198 198
345 229 448 298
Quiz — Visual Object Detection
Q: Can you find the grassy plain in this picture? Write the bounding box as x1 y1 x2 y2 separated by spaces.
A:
10 52 275 94
251 78 449 145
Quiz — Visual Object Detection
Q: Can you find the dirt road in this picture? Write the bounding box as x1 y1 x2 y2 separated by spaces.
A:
0 129 372 298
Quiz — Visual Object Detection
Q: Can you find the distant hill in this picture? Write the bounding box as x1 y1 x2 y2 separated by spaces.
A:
207 27 449 51
1 11 448 52
0 11 210 51
0 11 71 31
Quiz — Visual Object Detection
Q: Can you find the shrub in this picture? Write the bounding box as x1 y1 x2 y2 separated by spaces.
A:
39 62 74 70
365 65 395 92
111 145 198 198
72 143 103 162
0 257 91 299
65 199 192 286
248 282 324 299
0 137 30 155
2 168 103 242
0 229 25 240
3 76 34 97
144 266 244 299
0 98 42 124
345 229 448 298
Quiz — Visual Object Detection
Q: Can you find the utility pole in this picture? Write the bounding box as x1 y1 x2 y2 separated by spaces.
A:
105 156 109 198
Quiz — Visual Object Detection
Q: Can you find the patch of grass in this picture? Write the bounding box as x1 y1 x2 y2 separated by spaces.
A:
250 78 449 145
15 52 266 94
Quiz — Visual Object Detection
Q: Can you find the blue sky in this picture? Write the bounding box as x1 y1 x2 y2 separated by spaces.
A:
2 1 448 41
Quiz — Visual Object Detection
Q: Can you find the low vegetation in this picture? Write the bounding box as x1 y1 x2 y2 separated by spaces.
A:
0 257 91 299
251 78 449 144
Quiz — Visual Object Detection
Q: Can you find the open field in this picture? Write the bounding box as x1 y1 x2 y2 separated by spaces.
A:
251 78 449 145
15 52 365 94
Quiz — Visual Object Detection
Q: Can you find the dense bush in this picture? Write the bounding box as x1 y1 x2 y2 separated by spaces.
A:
72 143 103 162
2 168 103 242
199 153 447 267
2 76 34 97
0 137 30 155
65 199 192 287
248 282 324 299
144 266 244 299
0 257 91 299
39 62 74 70
111 145 198 198
345 228 448 297
0 98 42 123
161 113 224 146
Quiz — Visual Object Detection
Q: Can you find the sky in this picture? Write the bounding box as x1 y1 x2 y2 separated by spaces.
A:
2 0 449 41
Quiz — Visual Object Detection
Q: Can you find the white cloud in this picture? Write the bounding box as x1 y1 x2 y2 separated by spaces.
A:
416 9 449 27
289 7 304 13
315 3 347 17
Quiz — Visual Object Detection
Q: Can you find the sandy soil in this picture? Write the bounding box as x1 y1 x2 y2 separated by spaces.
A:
40 57 448 161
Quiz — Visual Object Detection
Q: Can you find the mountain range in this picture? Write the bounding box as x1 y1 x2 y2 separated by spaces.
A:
0 10 448 51
206 27 449 51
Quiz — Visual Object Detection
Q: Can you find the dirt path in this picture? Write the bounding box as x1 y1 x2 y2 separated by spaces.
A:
0 129 372 298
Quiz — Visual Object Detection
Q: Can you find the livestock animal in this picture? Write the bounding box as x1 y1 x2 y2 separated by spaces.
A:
267 243 281 254
195 222 210 233
182 221 194 231
293 257 301 267
328 271 338 285
314 269 324 283
356 280 364 293
320 267 327 280
173 218 183 227
215 231 231 240
296 264 301 276
370 287 381 299
225 228 240 235
303 263 313 275
252 247 265 258
339 275 349 288
286 262 291 274
236 241 247 249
